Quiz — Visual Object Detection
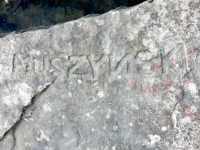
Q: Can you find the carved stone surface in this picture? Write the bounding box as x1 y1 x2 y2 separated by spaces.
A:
0 0 200 149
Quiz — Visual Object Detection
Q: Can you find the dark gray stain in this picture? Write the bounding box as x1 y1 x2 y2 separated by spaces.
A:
0 0 148 34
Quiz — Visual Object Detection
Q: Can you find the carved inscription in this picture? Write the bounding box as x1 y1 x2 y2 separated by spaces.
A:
88 55 107 79
109 53 133 77
13 54 30 73
13 44 191 79
160 43 188 74
69 56 87 78
135 50 155 75
51 57 63 76
34 56 44 73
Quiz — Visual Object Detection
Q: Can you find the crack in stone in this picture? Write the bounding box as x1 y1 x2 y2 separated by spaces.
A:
172 86 185 112
170 72 188 128
0 78 57 142
11 128 16 150
168 49 199 139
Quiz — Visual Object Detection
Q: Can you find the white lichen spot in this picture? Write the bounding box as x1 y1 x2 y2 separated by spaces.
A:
129 123 133 127
148 134 161 146
179 116 191 126
94 82 98 86
171 110 178 128
49 69 54 73
142 63 153 70
113 125 118 131
105 114 111 119
91 128 95 132
132 104 139 110
36 51 41 55
175 64 179 69
1 121 9 129
42 103 52 112
112 146 116 150
68 92 72 97
142 39 158 57
38 85 43 92
25 142 30 147
125 10 131 15
117 75 122 79
5 0 8 3
96 20 104 25
65 138 76 146
2 95 17 106
97 91 105 98
18 83 33 105
63 133 68 137
62 115 65 119
93 98 97 102
187 82 198 98
78 79 82 84
37 130 50 142
161 126 167 132
190 106 197 113
165 142 170 146
43 82 51 88
137 50 153 61
126 87 130 90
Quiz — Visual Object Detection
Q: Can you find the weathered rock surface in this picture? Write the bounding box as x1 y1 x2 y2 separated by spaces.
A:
0 0 200 149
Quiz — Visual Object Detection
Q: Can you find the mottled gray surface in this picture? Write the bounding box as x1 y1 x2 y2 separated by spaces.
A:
0 0 200 149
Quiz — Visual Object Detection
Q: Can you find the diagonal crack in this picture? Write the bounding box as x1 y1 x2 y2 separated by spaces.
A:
0 78 57 143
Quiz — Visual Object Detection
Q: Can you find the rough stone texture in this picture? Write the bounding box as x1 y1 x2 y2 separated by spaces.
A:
0 0 200 149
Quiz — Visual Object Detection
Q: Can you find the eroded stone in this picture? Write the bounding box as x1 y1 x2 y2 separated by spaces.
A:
0 0 200 149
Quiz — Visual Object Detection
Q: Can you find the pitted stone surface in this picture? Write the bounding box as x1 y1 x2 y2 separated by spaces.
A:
0 0 200 149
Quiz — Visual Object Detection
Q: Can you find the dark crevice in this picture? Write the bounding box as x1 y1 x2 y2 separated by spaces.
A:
11 128 16 150
0 80 56 142
172 86 185 111
0 0 150 35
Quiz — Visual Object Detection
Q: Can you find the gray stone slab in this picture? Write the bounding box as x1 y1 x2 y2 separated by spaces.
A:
0 0 200 149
